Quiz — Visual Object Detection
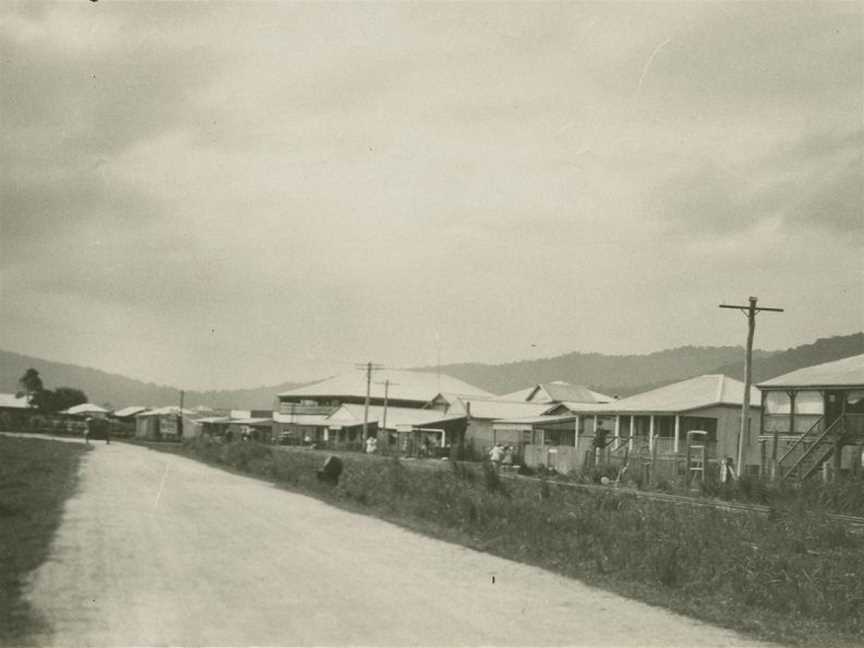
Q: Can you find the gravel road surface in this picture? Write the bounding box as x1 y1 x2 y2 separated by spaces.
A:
20 438 777 646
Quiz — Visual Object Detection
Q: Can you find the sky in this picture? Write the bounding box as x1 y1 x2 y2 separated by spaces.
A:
1 2 862 390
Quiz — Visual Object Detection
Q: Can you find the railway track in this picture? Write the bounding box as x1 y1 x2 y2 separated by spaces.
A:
500 472 864 531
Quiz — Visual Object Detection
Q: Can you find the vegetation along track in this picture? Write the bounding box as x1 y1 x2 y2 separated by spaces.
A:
501 472 864 532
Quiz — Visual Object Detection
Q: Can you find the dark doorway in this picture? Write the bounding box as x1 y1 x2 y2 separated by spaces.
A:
824 391 845 428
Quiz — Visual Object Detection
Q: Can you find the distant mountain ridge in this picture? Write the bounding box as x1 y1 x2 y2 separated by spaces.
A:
0 350 306 410
415 333 864 397
1 333 861 411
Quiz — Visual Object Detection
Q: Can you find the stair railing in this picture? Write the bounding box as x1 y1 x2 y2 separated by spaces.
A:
782 416 846 481
777 416 823 466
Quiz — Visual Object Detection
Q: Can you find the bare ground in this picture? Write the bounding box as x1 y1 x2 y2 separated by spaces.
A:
19 438 779 646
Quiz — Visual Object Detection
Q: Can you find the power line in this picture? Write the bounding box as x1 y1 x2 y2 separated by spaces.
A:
718 297 784 473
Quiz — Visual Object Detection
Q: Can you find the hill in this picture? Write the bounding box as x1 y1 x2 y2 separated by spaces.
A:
2 332 861 411
418 346 775 396
0 350 305 410
710 333 864 385
415 333 864 396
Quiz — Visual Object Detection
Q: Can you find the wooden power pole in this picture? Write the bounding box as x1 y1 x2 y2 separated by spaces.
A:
355 362 383 443
719 297 784 473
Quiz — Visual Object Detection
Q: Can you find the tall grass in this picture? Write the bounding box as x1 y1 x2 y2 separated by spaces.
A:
179 439 864 645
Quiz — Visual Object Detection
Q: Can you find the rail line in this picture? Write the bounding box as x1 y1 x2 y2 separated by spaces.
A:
499 472 864 531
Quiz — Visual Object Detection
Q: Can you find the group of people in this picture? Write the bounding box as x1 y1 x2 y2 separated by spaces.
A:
488 442 515 471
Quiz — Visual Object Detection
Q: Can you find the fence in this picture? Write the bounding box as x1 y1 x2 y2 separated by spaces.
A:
0 412 134 438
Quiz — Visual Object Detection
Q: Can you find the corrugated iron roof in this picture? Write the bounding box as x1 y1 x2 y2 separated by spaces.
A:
64 403 110 415
327 404 465 429
458 398 552 420
278 370 491 403
494 413 581 426
758 354 864 389
544 401 616 414
113 406 149 418
531 382 613 404
494 382 612 404
273 412 331 425
137 406 197 417
607 375 760 414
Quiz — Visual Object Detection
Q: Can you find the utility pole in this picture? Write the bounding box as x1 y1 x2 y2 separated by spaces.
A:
719 297 784 473
381 379 390 432
375 379 399 454
355 362 383 443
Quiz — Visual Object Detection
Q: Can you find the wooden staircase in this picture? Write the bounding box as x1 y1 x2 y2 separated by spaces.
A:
779 416 845 482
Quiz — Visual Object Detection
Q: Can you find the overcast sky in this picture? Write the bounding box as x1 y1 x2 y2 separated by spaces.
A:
1 2 862 390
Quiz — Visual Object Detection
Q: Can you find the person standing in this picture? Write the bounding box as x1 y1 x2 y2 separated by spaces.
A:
502 445 514 470
489 442 504 471
84 417 91 446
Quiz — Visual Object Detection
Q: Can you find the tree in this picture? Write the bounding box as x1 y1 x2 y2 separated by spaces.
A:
52 387 88 412
31 388 88 414
17 368 44 404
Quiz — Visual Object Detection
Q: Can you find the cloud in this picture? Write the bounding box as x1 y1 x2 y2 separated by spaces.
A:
1 3 861 388
651 128 863 241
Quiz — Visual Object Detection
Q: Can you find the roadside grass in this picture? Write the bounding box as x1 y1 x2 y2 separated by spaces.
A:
0 435 88 644
170 438 864 647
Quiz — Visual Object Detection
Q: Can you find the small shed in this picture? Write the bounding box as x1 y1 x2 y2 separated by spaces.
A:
135 407 197 441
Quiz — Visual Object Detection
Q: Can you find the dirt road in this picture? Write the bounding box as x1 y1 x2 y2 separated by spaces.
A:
22 440 777 646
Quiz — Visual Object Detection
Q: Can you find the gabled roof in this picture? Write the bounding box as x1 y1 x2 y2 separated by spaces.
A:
137 406 197 417
528 382 612 404
113 406 149 418
758 354 864 389
327 404 465 429
544 401 616 415
0 393 31 409
278 370 491 403
608 375 760 414
431 392 495 405
64 403 110 415
456 398 551 420
273 412 332 425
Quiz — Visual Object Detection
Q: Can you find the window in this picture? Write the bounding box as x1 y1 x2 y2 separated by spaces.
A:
794 390 823 433
764 392 791 414
539 428 576 446
846 390 864 414
794 391 823 415
680 417 717 443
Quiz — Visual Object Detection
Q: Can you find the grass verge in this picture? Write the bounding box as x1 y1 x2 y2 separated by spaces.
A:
0 435 89 644
168 438 864 646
